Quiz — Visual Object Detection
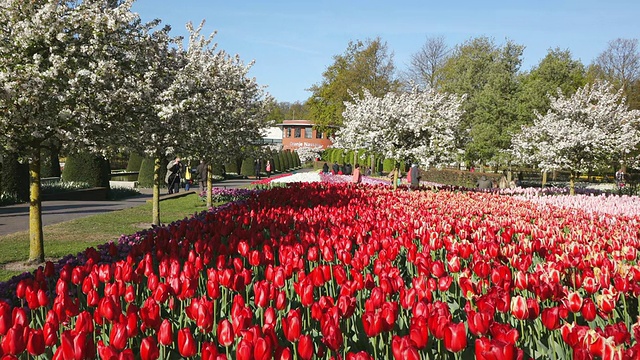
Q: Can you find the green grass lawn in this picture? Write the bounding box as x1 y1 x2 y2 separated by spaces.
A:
0 194 213 282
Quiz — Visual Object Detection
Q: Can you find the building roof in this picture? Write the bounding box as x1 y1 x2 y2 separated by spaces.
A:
276 119 314 126
261 126 283 140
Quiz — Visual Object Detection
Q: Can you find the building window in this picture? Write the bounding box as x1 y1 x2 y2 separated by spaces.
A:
315 130 323 139
304 127 312 138
294 128 301 138
286 128 291 138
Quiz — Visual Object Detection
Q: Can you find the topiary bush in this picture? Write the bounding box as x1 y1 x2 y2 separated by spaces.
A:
126 153 144 172
274 152 282 172
137 157 168 188
240 158 256 178
41 147 62 178
279 152 288 171
382 158 395 172
62 151 111 188
1 152 29 202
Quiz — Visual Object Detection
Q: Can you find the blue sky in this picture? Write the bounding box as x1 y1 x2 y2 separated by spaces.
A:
131 1 640 104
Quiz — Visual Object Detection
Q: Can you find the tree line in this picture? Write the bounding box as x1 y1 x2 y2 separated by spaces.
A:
270 36 640 168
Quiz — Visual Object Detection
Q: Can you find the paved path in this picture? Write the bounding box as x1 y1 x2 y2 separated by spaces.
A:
0 178 257 236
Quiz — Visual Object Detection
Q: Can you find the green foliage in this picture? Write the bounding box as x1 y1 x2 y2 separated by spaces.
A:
322 148 333 161
225 160 239 175
1 153 29 202
240 158 256 177
440 36 525 164
41 146 61 178
518 48 586 122
293 151 301 166
211 163 225 176
137 158 167 188
307 37 401 129
331 149 344 163
62 152 111 188
273 152 282 172
283 150 292 170
126 153 144 172
382 158 395 172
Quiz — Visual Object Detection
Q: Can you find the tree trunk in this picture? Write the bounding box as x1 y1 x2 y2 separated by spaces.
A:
541 171 547 188
206 163 212 208
353 150 357 166
152 158 161 226
569 172 576 196
392 160 399 191
28 148 44 263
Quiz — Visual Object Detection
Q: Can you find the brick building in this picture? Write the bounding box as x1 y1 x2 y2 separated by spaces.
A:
277 120 334 151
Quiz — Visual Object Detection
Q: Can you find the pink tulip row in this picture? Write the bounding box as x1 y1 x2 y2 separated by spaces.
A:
516 193 640 219
1 183 640 359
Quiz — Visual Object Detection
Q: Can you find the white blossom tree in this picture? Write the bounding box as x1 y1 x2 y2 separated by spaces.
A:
168 22 268 208
511 81 640 194
335 87 465 186
296 145 324 163
0 0 152 262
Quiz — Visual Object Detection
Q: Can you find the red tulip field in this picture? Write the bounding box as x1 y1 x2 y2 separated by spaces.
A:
1 182 640 359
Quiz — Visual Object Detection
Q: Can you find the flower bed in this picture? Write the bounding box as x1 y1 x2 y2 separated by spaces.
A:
2 184 640 358
199 187 260 204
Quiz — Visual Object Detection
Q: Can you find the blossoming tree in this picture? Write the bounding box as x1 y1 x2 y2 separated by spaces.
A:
335 88 465 187
511 81 640 195
168 22 268 209
0 0 153 262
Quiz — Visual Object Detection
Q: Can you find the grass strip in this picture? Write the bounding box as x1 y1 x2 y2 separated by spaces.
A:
0 193 212 282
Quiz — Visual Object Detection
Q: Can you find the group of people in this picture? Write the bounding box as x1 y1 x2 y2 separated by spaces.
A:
322 162 363 183
165 157 209 194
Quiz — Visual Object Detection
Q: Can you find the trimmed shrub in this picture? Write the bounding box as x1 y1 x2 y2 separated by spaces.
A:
62 152 111 188
382 158 395 172
41 147 62 178
293 151 301 167
322 149 333 162
279 152 288 171
1 153 29 202
126 153 144 172
274 152 282 172
211 163 225 176
240 158 256 178
137 157 168 188
225 159 239 175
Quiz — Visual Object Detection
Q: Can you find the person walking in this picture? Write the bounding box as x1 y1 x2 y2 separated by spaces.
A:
352 164 362 183
265 160 272 178
254 158 262 180
165 156 182 194
197 160 208 191
409 163 421 190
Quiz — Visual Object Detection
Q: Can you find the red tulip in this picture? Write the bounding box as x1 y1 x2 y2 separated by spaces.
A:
27 328 45 356
178 328 197 357
283 309 302 342
581 298 597 321
74 330 96 360
0 301 11 336
110 322 128 351
43 322 58 347
140 336 159 360
467 310 491 336
157 319 173 346
98 339 119 360
298 335 314 360
409 316 429 349
566 291 583 312
236 338 253 360
1 325 26 355
201 342 219 360
254 337 273 360
217 319 235 347
541 307 562 331
444 322 467 352
510 295 529 320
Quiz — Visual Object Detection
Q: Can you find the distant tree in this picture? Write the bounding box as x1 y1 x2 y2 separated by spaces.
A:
592 38 640 109
518 48 586 119
439 37 524 165
404 36 450 90
511 81 640 195
307 37 401 129
335 87 465 172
